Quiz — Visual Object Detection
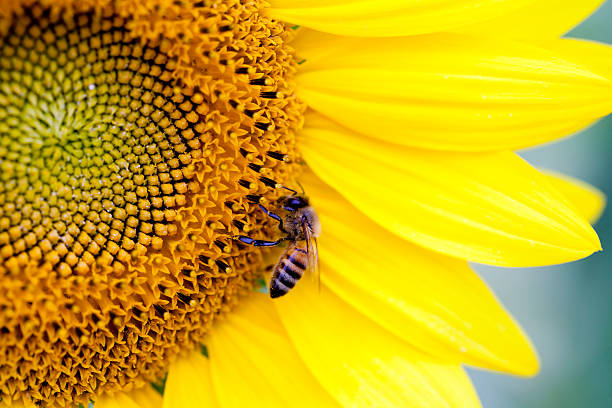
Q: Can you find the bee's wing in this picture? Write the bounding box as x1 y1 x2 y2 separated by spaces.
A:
303 217 320 292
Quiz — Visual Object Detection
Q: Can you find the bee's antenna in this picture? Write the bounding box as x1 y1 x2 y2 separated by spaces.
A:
296 181 305 195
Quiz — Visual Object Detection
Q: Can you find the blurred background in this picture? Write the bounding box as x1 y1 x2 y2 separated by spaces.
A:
468 2 612 407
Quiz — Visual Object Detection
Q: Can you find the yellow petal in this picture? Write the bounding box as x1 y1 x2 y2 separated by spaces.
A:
268 0 532 37
96 386 159 408
274 273 481 408
130 386 163 408
543 171 606 224
295 33 612 151
458 0 605 38
303 170 538 375
538 38 612 79
300 113 601 267
163 350 219 408
207 293 337 408
8 401 36 408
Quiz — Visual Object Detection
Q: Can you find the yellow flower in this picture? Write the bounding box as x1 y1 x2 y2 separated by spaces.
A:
0 0 609 407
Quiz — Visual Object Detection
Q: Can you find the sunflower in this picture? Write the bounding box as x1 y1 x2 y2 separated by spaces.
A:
0 0 610 407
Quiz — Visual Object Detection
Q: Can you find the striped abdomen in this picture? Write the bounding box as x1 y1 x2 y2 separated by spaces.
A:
269 242 308 298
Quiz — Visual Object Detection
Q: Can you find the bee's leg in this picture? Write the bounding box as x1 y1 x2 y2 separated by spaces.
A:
236 236 283 247
258 204 285 231
280 185 297 195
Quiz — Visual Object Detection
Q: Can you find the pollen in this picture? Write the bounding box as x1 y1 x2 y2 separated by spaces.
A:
0 1 305 406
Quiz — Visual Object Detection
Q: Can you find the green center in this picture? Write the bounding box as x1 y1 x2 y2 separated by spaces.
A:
0 10 201 275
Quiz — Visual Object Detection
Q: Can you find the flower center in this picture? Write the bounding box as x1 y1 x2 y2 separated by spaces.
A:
0 1 304 406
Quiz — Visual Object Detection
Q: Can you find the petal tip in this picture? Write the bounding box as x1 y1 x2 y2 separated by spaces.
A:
553 218 602 264
585 228 603 253
510 346 540 378
471 346 540 378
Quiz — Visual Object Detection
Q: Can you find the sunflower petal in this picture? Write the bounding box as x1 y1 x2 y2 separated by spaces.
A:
295 33 612 151
129 386 163 408
303 170 538 375
207 293 337 408
95 394 140 408
300 113 601 267
543 171 606 224
96 386 159 408
268 0 532 37
163 350 219 408
9 401 36 408
274 274 481 408
539 38 612 79
458 0 605 38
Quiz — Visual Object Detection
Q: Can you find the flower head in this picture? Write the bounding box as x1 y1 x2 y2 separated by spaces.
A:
0 0 610 407
0 0 303 404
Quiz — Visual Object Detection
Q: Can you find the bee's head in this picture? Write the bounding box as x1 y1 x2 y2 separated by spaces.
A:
281 195 309 212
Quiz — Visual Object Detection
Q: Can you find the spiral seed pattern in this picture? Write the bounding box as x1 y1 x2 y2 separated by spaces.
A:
0 1 305 406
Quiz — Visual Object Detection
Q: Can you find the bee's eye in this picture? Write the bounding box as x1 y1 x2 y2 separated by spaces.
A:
284 196 306 211
288 197 302 207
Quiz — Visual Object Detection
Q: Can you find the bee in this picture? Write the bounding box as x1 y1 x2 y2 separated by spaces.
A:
236 195 321 298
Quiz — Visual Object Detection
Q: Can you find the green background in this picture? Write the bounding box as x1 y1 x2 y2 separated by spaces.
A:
469 2 612 407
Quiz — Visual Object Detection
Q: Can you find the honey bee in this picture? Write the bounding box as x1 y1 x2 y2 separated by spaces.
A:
236 195 321 298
